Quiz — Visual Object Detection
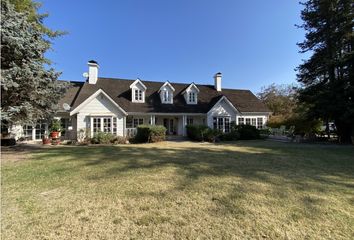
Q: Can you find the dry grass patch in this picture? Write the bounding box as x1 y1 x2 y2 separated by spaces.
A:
2 141 354 239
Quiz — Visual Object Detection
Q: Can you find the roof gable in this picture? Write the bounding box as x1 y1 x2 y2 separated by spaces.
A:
70 89 127 116
129 78 147 90
159 81 175 92
182 83 200 94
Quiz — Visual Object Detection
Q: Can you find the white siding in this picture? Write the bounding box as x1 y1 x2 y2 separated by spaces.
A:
207 98 237 128
236 114 269 128
75 93 125 137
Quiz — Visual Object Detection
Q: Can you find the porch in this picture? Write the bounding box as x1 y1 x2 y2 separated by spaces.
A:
124 114 206 138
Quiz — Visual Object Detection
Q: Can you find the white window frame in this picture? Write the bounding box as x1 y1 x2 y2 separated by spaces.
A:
162 90 173 104
132 87 145 103
213 116 231 133
187 91 197 104
91 116 118 136
186 117 194 125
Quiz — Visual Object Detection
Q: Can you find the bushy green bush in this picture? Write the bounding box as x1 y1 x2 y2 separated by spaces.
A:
91 132 116 144
186 125 209 141
186 125 221 142
135 125 166 143
220 131 240 141
235 125 260 140
149 125 167 143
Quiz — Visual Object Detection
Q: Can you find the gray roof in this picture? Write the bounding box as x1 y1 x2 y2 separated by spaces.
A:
59 77 270 114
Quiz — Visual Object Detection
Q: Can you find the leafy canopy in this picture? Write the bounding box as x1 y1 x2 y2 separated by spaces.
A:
1 0 68 126
296 0 354 142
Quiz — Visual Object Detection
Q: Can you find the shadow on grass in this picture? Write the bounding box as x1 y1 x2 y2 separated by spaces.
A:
29 141 354 217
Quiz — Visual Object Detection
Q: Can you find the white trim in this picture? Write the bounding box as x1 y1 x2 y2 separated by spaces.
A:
132 88 145 103
240 112 271 115
158 81 175 92
127 112 206 116
182 83 200 94
70 89 127 116
207 96 238 114
129 78 147 90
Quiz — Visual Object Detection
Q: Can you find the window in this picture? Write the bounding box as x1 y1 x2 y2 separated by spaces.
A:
188 92 197 103
134 89 143 101
113 118 117 134
103 118 111 133
133 118 144 128
126 116 133 128
162 90 172 103
257 118 263 129
238 117 244 125
187 117 193 125
213 117 231 133
245 118 251 125
93 117 101 133
23 125 33 140
225 118 230 133
251 118 257 127
35 120 47 139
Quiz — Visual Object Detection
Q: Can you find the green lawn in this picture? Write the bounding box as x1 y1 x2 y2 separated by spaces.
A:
2 141 354 239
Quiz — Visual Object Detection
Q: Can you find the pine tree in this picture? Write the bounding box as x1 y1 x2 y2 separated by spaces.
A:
297 0 354 143
1 0 69 127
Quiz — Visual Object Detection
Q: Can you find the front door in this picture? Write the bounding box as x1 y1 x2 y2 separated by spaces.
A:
163 118 175 135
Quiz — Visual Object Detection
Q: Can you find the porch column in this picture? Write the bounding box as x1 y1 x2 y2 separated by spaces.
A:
90 116 94 137
150 115 155 125
182 115 187 136
32 125 36 141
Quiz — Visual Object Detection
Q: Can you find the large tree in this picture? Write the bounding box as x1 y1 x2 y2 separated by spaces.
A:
258 83 298 117
1 0 68 127
297 0 354 143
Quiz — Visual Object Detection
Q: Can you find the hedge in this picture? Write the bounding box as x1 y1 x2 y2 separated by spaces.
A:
135 125 166 143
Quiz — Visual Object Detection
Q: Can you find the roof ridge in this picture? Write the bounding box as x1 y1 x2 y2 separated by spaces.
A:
97 76 217 87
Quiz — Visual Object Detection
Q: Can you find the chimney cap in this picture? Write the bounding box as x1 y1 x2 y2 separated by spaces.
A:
215 72 222 76
88 60 99 65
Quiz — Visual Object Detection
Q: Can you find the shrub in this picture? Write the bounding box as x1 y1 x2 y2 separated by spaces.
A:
186 125 221 142
259 128 271 136
186 125 209 141
91 132 116 144
235 125 260 140
149 125 167 143
220 131 240 141
135 125 166 143
112 136 128 144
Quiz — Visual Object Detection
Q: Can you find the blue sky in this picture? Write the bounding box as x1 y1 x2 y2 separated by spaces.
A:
41 0 306 93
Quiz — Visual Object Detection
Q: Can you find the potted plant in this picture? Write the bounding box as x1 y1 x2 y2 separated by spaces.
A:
50 119 62 139
42 136 51 145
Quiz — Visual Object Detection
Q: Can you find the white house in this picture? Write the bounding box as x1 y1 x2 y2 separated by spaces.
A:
15 61 271 141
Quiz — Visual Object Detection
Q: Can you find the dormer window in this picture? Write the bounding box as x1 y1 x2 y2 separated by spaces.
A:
183 83 200 104
135 89 143 101
130 78 147 103
188 92 196 103
159 82 175 104
163 90 172 103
